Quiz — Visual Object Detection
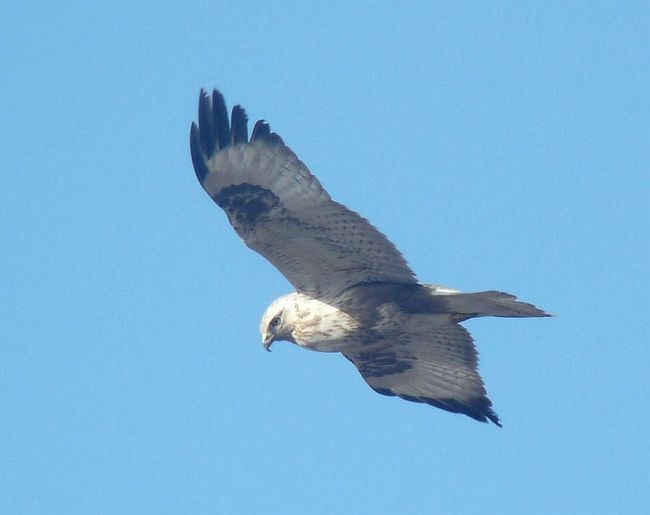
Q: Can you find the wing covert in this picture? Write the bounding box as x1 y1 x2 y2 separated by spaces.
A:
190 89 417 300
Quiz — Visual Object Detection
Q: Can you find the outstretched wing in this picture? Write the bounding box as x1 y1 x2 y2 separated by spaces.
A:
190 89 416 300
343 319 501 425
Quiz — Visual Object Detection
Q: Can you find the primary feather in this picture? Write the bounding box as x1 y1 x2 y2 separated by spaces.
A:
190 89 550 426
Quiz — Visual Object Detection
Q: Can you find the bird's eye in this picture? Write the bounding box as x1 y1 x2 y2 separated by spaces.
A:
270 315 282 328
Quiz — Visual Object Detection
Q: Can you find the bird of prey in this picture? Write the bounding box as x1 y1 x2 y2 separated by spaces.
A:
189 89 549 426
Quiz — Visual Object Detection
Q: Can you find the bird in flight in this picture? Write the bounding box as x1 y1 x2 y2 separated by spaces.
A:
189 89 549 426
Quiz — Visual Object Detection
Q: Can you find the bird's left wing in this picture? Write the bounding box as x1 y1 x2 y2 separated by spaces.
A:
343 320 501 425
190 89 416 300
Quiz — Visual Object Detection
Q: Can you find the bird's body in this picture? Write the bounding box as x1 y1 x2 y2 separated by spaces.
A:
190 89 549 426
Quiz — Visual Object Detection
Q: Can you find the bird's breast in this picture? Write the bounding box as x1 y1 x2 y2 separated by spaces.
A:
292 305 361 352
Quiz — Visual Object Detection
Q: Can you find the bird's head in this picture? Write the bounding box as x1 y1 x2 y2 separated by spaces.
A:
260 292 357 352
260 293 300 351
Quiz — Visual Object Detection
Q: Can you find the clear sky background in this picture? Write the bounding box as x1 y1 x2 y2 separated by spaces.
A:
2 2 648 514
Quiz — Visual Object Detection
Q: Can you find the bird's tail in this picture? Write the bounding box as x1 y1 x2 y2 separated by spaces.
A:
428 288 551 319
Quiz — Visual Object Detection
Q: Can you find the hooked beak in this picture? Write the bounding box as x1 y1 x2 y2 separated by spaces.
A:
262 333 275 352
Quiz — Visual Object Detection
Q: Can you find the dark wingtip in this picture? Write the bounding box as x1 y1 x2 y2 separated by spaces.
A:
211 89 230 151
231 105 249 144
190 122 209 183
197 90 215 157
251 120 284 147
371 385 502 427
191 88 274 186
486 409 502 427
454 403 501 427
250 120 271 141
459 396 501 427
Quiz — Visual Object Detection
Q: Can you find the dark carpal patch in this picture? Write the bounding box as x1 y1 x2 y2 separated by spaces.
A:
214 183 282 228
356 351 413 377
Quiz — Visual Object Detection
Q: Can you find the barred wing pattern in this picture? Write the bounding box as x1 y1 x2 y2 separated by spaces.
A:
344 319 500 426
190 90 416 300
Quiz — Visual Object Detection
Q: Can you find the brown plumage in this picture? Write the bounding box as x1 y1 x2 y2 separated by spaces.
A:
190 89 550 426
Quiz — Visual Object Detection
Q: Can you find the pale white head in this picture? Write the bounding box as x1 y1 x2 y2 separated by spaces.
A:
259 292 360 352
260 293 300 351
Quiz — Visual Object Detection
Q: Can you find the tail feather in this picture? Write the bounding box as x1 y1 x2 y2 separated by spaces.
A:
437 290 551 319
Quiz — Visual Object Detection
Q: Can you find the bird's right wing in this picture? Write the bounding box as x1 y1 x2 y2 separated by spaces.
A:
190 89 417 300
343 319 501 425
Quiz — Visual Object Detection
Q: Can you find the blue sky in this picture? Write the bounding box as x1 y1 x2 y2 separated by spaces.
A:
2 1 648 514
